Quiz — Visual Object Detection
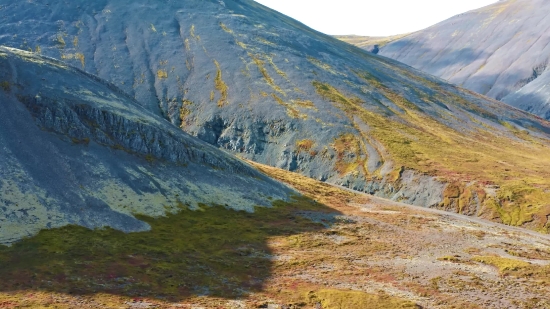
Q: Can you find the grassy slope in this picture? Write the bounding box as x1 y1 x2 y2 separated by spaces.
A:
1 163 549 308
333 34 410 49
0 183 415 308
310 64 550 232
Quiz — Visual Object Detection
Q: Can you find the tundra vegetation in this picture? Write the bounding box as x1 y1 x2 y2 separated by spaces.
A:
0 162 548 308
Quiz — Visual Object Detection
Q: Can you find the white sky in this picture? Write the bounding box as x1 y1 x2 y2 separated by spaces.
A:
254 0 499 36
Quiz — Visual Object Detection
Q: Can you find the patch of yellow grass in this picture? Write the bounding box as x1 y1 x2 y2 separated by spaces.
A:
308 289 419 309
312 77 550 231
474 256 530 273
156 69 168 79
213 60 228 107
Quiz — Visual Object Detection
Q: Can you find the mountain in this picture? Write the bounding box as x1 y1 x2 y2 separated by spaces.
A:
344 0 550 119
0 46 292 245
334 34 410 53
2 0 550 231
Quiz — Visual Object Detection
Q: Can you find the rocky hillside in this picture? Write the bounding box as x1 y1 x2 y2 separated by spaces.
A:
347 0 550 119
3 0 550 230
0 46 292 245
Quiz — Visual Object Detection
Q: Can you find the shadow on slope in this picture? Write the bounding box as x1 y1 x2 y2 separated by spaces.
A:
379 37 550 104
0 196 339 301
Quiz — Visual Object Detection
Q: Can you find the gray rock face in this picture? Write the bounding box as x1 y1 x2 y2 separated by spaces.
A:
373 0 550 119
502 70 550 119
3 0 550 226
0 47 292 245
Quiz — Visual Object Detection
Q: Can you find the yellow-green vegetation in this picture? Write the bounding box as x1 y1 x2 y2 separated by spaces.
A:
296 139 315 153
0 81 10 92
56 34 66 48
213 60 228 107
249 160 358 208
35 45 41 54
190 25 197 40
0 196 334 300
292 99 317 110
271 94 303 119
334 34 411 49
438 255 461 263
474 256 531 273
265 55 287 79
312 76 550 231
73 36 79 47
179 99 193 128
250 53 284 94
308 289 419 309
61 53 85 68
184 38 190 51
156 69 168 79
505 246 550 260
255 37 277 47
307 57 346 76
219 22 233 34
331 134 365 176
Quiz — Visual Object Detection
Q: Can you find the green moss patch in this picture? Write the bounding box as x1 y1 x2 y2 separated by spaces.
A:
0 196 336 301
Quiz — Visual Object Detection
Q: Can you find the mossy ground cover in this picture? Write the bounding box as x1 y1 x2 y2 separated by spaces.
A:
308 289 419 309
0 169 422 308
0 196 335 302
312 76 550 231
473 256 550 282
1 163 549 308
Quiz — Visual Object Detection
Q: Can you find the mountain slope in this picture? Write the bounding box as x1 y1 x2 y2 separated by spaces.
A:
334 34 410 53
0 46 292 245
3 0 550 230
364 0 550 118
1 163 549 308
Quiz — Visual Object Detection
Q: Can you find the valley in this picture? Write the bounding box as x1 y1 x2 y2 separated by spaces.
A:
0 163 548 308
1 0 550 308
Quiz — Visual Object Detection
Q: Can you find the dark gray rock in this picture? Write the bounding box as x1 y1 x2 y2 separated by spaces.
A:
2 0 550 226
0 47 292 245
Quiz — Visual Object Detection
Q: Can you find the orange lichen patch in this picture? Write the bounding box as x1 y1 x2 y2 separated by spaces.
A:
331 133 363 175
296 139 315 152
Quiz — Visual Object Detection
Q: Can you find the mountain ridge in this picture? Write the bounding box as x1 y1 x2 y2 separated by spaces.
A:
0 46 292 244
2 0 550 231
338 0 550 120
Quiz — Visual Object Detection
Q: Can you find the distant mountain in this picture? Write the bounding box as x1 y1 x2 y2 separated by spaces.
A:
334 34 410 54
2 0 550 230
341 0 550 119
0 46 291 244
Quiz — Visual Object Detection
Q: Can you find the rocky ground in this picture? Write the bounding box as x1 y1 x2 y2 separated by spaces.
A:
1 163 548 309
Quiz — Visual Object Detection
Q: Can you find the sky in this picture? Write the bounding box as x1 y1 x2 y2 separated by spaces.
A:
254 0 499 36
